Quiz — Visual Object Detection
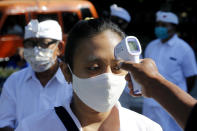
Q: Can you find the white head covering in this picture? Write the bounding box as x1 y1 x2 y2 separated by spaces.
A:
24 19 62 40
156 11 179 25
110 4 131 22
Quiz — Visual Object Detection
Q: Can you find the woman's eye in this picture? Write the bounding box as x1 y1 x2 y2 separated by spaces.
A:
87 66 100 71
113 66 120 70
112 65 125 74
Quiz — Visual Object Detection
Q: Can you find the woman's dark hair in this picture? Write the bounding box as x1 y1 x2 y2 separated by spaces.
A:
64 18 125 69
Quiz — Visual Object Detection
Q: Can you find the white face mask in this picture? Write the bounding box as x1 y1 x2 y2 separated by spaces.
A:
68 65 126 112
24 45 57 72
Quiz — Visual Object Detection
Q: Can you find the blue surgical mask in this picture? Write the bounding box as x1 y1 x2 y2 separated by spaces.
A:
154 27 169 40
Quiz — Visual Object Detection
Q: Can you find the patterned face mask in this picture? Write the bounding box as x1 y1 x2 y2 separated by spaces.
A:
24 44 58 72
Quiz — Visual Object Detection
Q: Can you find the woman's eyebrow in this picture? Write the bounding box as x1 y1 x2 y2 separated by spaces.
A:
86 56 100 62
111 59 123 65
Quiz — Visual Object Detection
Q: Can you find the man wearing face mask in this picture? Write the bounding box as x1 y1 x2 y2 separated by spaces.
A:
143 11 197 131
0 19 72 131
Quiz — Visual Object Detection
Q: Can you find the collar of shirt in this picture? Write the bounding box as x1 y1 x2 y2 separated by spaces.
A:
24 65 66 84
160 34 178 46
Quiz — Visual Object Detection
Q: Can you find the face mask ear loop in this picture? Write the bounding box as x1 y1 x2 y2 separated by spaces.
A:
55 42 59 49
67 64 73 75
67 64 74 84
52 42 59 55
49 42 60 65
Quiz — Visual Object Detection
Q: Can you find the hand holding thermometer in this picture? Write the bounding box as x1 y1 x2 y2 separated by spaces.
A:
114 36 142 94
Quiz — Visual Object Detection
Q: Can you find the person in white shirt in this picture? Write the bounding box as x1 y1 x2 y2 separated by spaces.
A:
143 11 197 131
0 19 72 131
15 18 162 131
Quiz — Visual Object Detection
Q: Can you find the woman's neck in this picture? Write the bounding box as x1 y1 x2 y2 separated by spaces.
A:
71 94 110 126
70 94 120 131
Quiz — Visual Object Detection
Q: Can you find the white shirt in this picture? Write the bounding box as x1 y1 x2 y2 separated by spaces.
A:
0 66 72 128
15 95 162 131
144 34 197 106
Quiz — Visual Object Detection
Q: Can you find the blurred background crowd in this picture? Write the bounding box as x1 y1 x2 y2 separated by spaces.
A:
90 0 197 54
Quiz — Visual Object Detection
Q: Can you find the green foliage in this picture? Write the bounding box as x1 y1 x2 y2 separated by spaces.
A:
0 67 19 78
0 68 18 93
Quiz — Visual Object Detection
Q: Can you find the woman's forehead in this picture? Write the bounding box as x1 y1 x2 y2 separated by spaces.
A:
81 31 121 51
74 30 122 60
92 30 122 45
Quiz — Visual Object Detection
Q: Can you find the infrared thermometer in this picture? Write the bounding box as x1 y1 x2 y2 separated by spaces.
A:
114 36 142 94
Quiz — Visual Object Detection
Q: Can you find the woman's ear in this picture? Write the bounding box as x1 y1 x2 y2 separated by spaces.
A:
57 41 65 57
60 61 72 83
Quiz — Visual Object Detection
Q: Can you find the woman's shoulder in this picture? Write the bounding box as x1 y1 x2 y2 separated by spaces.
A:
119 106 162 131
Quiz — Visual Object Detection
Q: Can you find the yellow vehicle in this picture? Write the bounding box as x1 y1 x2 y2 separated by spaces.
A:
0 0 98 60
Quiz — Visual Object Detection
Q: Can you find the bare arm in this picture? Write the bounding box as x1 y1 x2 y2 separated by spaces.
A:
151 75 196 128
120 59 197 129
0 127 14 131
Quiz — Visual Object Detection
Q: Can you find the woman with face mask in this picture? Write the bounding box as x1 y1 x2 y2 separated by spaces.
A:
15 18 162 131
